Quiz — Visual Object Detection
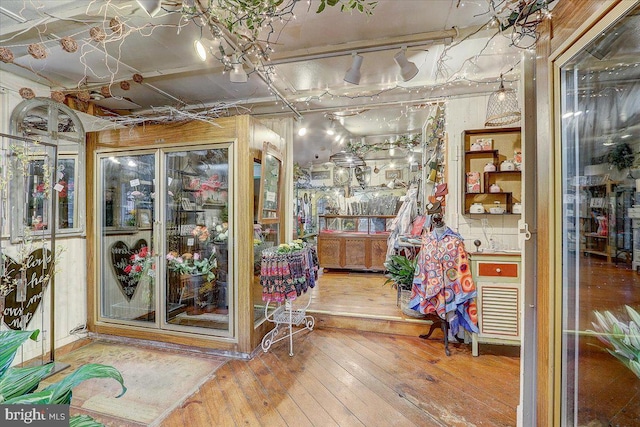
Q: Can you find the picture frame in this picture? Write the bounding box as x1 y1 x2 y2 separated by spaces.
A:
137 208 152 229
385 169 403 180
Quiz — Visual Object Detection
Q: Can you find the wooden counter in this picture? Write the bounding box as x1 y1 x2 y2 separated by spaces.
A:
318 232 388 272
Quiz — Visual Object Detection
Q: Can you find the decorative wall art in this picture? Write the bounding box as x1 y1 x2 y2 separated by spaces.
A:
110 239 148 301
1 248 53 330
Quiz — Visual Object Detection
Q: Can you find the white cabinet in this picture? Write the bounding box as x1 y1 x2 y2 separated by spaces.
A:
470 253 522 346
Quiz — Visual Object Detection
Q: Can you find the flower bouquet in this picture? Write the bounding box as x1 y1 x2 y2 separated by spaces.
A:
166 250 217 281
124 246 155 304
167 250 217 314
125 246 155 281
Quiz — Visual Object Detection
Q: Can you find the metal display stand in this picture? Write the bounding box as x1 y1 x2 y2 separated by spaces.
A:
259 244 318 356
261 297 315 357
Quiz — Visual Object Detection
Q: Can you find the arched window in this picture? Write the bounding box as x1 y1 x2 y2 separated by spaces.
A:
9 97 85 239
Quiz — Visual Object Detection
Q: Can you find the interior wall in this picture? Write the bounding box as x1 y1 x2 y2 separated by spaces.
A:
0 70 87 362
444 94 522 251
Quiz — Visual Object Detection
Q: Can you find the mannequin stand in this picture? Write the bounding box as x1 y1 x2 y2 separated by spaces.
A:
418 314 463 356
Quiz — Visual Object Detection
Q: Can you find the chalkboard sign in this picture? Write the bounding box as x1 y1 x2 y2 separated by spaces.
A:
110 239 148 301
2 248 53 330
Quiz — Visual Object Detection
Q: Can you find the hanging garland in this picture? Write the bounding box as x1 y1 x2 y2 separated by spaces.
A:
346 133 421 159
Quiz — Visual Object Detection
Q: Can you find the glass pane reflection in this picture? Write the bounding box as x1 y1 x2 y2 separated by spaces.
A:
165 149 231 333
560 5 640 424
99 153 155 323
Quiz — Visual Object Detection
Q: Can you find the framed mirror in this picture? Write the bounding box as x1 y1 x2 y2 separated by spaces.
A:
9 97 85 240
258 142 283 223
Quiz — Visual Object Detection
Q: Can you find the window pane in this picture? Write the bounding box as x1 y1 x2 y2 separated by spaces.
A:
560 5 640 424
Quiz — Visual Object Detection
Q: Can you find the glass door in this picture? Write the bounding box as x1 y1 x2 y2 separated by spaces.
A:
97 144 233 337
98 152 156 324
163 147 231 334
558 4 640 425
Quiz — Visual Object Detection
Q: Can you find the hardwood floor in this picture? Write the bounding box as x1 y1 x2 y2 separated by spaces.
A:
163 269 520 427
162 328 520 427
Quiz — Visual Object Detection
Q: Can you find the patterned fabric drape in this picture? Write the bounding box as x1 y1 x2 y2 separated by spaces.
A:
260 245 318 302
408 227 479 336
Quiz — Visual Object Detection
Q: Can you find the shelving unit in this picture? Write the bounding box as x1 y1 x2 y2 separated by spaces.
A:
462 128 522 215
579 180 615 262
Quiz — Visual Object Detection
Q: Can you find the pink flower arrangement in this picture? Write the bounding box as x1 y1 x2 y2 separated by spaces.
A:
190 176 222 199
125 246 155 282
166 250 217 281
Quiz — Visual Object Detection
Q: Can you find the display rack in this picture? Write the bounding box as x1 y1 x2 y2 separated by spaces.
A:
261 298 315 357
259 245 318 356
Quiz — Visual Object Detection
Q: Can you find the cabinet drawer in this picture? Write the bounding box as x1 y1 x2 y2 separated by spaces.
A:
477 262 518 278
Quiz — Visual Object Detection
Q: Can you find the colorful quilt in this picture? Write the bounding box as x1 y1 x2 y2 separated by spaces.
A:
408 227 479 336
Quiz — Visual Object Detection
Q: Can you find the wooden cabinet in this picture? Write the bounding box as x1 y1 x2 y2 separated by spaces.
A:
463 127 522 215
317 215 393 271
470 252 522 346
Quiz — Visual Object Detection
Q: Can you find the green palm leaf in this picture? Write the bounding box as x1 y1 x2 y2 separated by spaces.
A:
69 414 105 427
0 330 40 378
43 363 126 404
0 364 53 402
3 389 54 404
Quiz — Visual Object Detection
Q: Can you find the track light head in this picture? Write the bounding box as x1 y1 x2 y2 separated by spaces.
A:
394 48 419 82
230 54 248 83
194 40 207 61
230 64 248 83
344 53 363 85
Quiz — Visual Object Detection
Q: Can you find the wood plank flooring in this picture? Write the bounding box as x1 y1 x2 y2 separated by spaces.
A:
162 268 520 426
162 328 520 427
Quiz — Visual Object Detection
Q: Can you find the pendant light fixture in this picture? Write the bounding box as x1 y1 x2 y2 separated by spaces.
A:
485 74 521 127
344 53 363 85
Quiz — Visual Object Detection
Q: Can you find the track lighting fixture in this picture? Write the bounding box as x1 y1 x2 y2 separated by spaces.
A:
230 54 248 83
194 37 222 61
194 40 207 61
136 0 162 17
394 47 419 82
344 53 363 85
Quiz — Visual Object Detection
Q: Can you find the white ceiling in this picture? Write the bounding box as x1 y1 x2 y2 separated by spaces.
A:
0 0 529 165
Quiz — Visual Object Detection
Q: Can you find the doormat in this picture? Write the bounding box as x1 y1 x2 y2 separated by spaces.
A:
41 341 228 426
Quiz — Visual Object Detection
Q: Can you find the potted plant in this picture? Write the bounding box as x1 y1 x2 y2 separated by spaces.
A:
166 251 217 314
384 255 424 318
